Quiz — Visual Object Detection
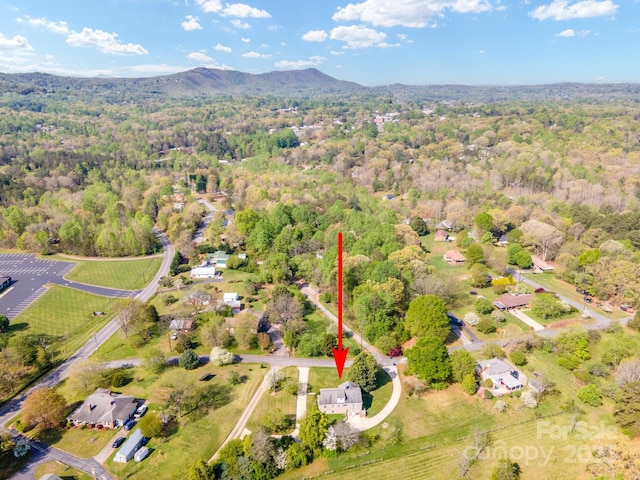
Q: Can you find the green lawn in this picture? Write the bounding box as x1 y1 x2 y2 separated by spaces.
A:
63 256 163 290
39 426 116 458
101 363 264 480
34 462 93 480
10 286 113 356
246 366 298 433
525 307 582 325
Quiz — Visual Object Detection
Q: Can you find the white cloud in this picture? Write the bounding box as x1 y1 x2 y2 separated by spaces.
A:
241 37 251 43
377 42 400 48
302 30 328 42
333 0 493 28
195 0 222 13
242 51 271 59
0 33 33 52
188 51 213 62
214 43 232 52
19 16 70 35
231 19 251 29
275 55 326 69
555 28 590 36
330 25 387 49
221 3 271 18
530 0 618 20
330 50 345 55
66 28 148 55
181 15 202 31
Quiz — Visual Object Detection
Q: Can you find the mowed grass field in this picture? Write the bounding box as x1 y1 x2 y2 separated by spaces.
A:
62 256 163 290
246 366 298 433
11 286 113 354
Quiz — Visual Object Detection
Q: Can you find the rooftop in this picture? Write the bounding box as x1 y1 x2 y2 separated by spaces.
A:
318 381 363 407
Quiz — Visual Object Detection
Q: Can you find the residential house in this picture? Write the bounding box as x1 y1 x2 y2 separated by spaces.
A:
318 381 365 417
190 266 217 279
531 255 553 272
476 359 524 392
382 194 396 201
114 429 145 463
67 388 137 429
493 293 533 311
223 293 239 304
443 250 466 265
434 230 449 242
169 319 195 333
208 251 231 268
436 219 456 231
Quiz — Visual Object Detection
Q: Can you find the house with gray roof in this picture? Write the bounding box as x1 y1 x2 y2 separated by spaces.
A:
68 388 137 429
477 359 524 393
318 381 365 417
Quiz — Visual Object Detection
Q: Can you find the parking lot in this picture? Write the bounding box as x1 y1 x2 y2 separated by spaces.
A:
0 254 139 320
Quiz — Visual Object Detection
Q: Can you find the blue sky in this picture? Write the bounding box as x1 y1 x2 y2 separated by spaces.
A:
0 0 637 85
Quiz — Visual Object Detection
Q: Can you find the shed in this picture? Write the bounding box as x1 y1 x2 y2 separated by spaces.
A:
134 446 150 463
223 292 239 303
114 429 145 463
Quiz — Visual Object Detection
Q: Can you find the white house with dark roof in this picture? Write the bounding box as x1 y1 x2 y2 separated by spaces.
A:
317 381 365 417
477 359 524 393
68 388 137 429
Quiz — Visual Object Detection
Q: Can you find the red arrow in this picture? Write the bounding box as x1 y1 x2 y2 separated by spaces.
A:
332 231 348 378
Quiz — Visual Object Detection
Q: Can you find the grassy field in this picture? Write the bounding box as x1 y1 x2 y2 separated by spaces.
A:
62 256 163 290
40 426 116 458
282 359 625 480
100 363 264 480
34 462 93 480
10 286 113 355
246 366 298 433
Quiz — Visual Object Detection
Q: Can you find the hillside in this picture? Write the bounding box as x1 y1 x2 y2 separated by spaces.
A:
2 67 640 101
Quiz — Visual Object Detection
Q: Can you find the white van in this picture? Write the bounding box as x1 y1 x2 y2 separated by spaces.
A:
134 446 149 463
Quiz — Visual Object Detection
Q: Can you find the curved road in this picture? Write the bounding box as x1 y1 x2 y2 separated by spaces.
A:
1 228 174 480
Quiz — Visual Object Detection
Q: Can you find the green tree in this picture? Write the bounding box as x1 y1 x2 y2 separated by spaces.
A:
628 312 640 331
615 381 640 437
348 352 379 392
188 459 216 480
466 243 485 265
491 458 521 480
475 212 494 234
409 217 429 236
513 250 533 269
406 336 451 389
577 384 602 407
461 374 478 395
449 350 477 383
405 295 450 343
179 349 200 370
298 406 330 456
510 350 527 366
0 314 8 333
469 264 490 287
530 293 563 320
475 297 494 315
143 348 167 374
476 317 497 334
138 411 163 438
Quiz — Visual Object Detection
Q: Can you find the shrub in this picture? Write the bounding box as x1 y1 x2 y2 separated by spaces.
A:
476 318 497 334
228 371 243 385
464 312 480 326
461 374 478 395
481 343 505 359
494 400 507 413
558 355 581 370
174 334 194 354
484 389 493 399
179 349 200 370
521 390 538 408
510 350 527 366
483 378 494 388
475 298 494 315
628 314 640 331
129 334 147 349
163 294 178 306
577 384 602 407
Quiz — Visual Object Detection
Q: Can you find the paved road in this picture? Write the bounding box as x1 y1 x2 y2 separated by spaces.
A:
0 229 174 480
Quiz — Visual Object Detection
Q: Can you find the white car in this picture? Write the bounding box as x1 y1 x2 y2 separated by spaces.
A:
135 405 148 418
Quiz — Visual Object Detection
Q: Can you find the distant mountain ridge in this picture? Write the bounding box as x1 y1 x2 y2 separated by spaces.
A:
1 67 639 101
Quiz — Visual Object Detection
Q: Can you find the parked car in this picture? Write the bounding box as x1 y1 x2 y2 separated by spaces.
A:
123 419 136 431
135 405 148 418
171 332 179 340
112 437 125 448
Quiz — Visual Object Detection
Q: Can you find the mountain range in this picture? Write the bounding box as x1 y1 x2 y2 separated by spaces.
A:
1 67 640 102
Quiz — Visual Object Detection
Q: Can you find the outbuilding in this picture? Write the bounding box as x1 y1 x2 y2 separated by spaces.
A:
114 429 145 463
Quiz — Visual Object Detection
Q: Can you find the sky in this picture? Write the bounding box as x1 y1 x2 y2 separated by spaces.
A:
0 0 638 86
